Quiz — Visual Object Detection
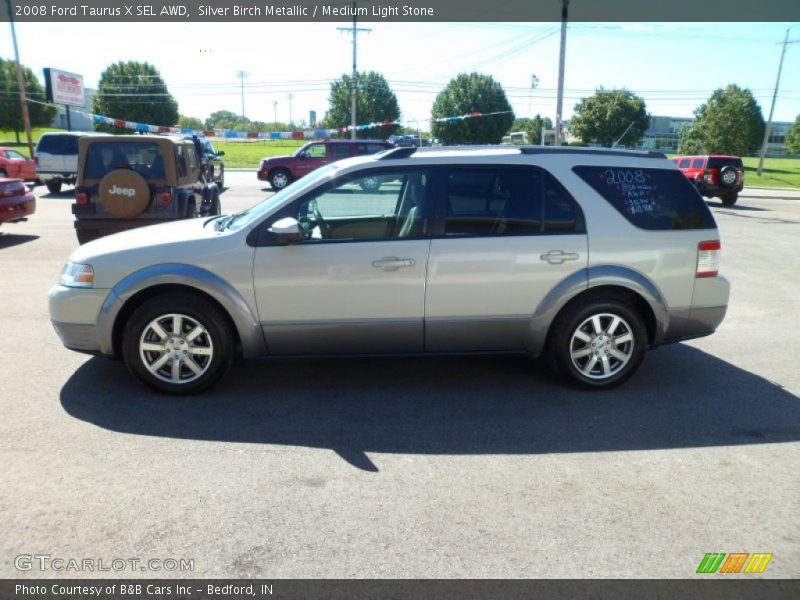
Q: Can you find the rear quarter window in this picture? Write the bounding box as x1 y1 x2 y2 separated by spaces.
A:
37 135 79 155
573 165 716 230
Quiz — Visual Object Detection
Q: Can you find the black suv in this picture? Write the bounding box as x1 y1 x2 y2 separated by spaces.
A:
72 135 221 244
186 134 225 190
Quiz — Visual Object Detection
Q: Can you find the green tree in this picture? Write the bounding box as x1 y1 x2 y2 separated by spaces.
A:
0 58 57 143
322 71 401 139
783 114 800 155
687 84 765 155
677 122 706 154
178 115 204 130
205 110 246 130
431 73 514 145
569 88 649 148
92 61 178 132
508 114 552 145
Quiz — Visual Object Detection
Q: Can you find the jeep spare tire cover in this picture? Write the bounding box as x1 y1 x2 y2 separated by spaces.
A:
98 169 150 219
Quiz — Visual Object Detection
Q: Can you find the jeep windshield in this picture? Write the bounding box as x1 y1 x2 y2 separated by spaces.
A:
84 141 165 180
221 162 341 231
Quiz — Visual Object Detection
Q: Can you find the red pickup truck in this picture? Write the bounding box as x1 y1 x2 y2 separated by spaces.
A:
257 139 393 190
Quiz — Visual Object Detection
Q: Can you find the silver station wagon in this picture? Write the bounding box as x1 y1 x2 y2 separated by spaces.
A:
49 146 730 394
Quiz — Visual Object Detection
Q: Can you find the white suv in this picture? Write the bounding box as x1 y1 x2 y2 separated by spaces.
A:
49 146 730 394
35 131 107 194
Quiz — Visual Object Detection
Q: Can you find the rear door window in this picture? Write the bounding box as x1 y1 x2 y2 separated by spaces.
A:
573 166 716 230
330 144 352 159
708 157 743 169
442 166 583 237
691 158 705 168
84 141 163 180
678 159 690 168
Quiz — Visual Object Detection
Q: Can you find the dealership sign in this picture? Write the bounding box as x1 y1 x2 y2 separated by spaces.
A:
44 68 85 107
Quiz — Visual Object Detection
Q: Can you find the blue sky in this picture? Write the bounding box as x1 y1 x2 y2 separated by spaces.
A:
2 21 798 130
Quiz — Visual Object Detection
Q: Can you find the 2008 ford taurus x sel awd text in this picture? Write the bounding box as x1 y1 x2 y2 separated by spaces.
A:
50 146 729 394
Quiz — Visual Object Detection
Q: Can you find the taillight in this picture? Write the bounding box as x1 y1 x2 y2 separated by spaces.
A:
75 191 89 204
703 169 714 183
697 240 721 278
158 188 172 205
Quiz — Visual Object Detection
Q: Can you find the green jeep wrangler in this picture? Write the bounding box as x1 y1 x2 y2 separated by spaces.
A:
72 135 221 244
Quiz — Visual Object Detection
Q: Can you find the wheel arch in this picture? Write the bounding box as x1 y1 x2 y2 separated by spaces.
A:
530 266 668 355
96 264 265 359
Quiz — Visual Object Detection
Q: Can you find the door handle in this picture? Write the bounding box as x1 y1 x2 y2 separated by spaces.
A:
540 250 579 265
372 256 416 271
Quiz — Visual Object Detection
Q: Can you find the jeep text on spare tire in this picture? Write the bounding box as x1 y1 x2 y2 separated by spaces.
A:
72 135 222 244
50 146 730 395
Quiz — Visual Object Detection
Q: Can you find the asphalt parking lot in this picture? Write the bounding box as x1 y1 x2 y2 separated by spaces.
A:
1 171 798 578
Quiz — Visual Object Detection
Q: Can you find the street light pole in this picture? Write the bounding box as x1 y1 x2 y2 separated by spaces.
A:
6 0 34 156
555 0 569 146
236 70 249 127
757 29 797 176
287 93 294 127
273 101 278 129
528 74 539 118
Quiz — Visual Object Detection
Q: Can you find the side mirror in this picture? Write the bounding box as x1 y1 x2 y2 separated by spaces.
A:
267 217 304 244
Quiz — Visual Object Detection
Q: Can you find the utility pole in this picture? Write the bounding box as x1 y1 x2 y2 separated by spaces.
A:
236 70 249 126
757 29 798 176
273 101 278 129
337 2 371 140
555 0 569 146
287 93 294 126
6 0 34 156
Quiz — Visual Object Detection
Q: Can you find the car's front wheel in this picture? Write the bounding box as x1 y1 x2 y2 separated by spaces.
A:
547 297 647 389
269 169 291 190
122 293 236 394
46 179 62 194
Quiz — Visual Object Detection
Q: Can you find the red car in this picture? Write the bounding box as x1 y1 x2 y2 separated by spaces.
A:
671 154 744 206
0 147 37 182
257 140 393 190
0 178 36 229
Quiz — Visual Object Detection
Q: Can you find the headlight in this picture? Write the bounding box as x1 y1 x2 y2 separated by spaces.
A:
60 262 94 288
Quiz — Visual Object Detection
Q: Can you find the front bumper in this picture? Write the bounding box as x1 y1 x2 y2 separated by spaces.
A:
49 285 112 355
0 194 35 223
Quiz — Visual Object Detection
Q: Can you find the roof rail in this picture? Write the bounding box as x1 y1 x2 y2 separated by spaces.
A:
378 146 417 159
518 146 667 159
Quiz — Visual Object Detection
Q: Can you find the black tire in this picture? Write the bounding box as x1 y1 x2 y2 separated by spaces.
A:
76 229 100 245
546 296 647 390
721 192 738 206
186 201 197 218
269 168 292 190
46 179 62 194
211 190 221 215
719 165 738 189
0 169 7 178
122 292 236 395
216 167 225 191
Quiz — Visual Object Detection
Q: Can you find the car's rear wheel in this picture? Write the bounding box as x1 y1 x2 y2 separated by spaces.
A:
721 192 738 206
547 297 647 389
269 169 291 190
122 293 236 394
186 200 197 218
0 169 7 178
46 179 62 194
216 167 225 190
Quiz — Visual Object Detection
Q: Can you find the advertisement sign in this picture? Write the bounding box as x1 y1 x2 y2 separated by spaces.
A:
44 68 85 107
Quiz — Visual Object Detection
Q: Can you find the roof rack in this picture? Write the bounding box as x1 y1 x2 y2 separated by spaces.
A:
378 145 666 160
518 146 666 159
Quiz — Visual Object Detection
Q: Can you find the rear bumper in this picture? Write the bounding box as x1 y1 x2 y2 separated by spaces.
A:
695 181 743 196
662 275 730 343
0 194 35 222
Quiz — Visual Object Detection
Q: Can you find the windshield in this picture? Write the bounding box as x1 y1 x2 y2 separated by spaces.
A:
225 163 341 231
292 143 314 157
